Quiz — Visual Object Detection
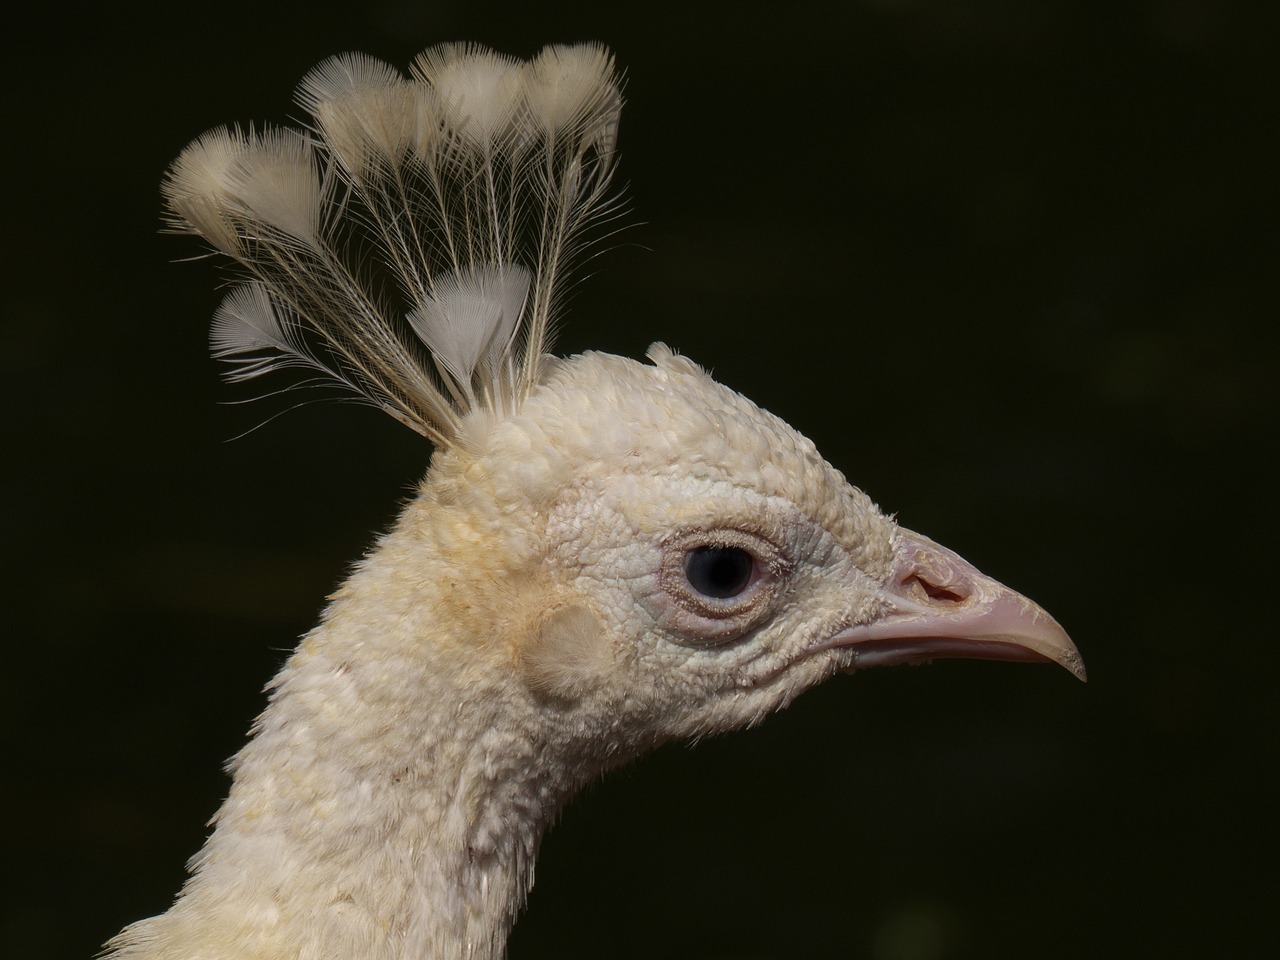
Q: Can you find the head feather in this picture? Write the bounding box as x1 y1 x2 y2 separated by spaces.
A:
163 42 625 448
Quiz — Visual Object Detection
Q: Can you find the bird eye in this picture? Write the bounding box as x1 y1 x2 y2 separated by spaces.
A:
684 545 755 599
658 529 787 643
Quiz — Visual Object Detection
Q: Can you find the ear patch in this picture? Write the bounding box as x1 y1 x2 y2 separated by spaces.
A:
520 603 613 701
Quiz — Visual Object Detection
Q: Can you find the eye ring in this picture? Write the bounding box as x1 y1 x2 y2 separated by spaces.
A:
657 529 790 644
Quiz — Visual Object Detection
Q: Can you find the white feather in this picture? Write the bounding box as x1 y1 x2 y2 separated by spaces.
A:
525 43 621 149
226 128 324 244
411 43 526 148
162 42 625 447
209 283 293 372
209 282 361 396
296 53 422 181
407 264 530 405
164 127 250 257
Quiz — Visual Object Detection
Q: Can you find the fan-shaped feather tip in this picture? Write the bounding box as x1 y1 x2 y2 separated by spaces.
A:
164 42 626 448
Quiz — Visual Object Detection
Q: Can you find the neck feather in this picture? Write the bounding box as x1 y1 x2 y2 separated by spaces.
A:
107 491 597 960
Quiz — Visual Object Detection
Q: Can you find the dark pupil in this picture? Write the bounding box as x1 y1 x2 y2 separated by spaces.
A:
684 546 754 599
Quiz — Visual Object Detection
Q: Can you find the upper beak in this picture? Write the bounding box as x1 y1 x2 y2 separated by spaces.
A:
828 528 1086 681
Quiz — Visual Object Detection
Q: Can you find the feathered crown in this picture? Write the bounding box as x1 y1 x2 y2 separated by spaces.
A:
163 43 624 447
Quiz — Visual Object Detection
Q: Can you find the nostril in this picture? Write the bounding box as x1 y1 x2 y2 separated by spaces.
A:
905 574 967 604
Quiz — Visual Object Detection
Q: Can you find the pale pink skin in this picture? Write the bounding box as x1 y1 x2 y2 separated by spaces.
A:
825 528 1086 681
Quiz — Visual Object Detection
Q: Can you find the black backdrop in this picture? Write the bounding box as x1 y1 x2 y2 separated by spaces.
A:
5 2 1275 958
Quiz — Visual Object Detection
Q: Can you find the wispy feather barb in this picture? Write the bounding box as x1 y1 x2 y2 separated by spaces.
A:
164 42 625 447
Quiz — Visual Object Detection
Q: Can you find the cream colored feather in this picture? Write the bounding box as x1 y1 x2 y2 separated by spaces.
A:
109 41 1082 960
165 41 622 442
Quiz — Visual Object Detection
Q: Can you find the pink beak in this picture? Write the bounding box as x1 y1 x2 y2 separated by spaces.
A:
829 528 1086 681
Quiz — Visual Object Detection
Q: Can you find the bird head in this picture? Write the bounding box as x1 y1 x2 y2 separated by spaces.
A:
413 344 1083 758
162 40 1082 759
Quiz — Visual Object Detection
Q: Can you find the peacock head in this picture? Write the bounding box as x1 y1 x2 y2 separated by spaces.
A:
163 41 1082 755
422 344 1083 752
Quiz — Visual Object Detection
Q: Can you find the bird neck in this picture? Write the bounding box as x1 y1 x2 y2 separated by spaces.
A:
114 493 591 960
203 668 558 959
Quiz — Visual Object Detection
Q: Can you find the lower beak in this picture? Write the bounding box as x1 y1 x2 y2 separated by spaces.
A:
828 528 1086 681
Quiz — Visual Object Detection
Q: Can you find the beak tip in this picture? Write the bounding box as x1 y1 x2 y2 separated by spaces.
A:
1059 647 1088 683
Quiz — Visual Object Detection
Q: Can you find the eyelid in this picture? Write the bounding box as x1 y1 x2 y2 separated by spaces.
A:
657 528 790 645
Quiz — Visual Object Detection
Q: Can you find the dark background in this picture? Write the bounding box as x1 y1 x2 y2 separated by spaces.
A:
5 2 1275 958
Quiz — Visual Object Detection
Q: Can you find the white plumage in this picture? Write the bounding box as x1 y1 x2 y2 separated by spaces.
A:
107 41 1083 960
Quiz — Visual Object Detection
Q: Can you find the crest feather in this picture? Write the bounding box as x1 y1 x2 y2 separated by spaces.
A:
164 42 625 447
